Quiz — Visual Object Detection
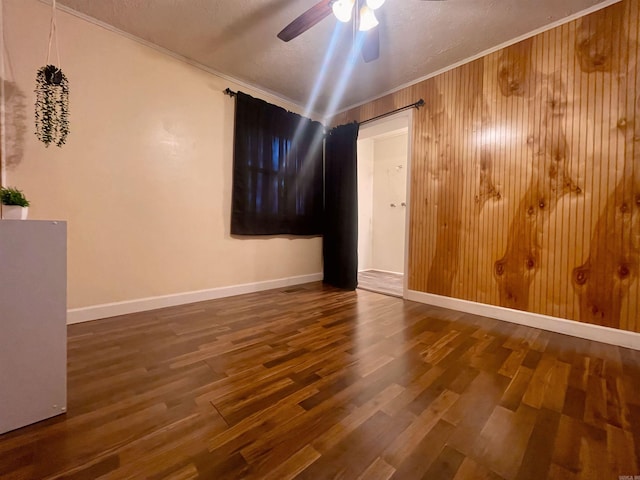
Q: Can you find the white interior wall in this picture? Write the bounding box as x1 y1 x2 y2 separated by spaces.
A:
3 0 322 317
371 132 408 273
357 138 374 272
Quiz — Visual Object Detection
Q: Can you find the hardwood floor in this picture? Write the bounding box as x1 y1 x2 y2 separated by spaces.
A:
358 270 404 298
1 282 639 479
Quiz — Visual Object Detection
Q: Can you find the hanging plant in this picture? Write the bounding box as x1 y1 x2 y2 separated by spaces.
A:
34 0 69 148
35 64 69 147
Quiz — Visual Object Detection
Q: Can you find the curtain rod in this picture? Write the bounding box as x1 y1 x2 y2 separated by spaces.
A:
224 88 424 124
358 99 425 126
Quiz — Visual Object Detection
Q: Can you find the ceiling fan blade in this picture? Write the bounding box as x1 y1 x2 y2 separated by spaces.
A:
277 0 333 42
361 26 380 63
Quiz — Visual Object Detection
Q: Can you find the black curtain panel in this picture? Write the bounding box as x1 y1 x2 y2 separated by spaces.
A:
323 122 359 290
231 91 324 235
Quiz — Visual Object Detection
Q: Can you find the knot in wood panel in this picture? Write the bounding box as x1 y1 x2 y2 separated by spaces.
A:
617 263 631 279
525 256 536 270
575 3 623 74
573 267 589 286
497 39 532 98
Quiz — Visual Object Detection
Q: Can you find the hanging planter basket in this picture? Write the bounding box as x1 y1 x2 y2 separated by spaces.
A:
35 64 69 148
34 0 69 148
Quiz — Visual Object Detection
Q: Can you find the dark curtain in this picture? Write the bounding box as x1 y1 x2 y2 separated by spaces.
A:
231 91 324 235
323 122 359 290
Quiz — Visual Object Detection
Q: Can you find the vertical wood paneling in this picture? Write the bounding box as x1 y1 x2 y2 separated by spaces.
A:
334 0 640 334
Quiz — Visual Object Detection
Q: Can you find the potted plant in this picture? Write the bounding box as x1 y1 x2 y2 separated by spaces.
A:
1 186 30 220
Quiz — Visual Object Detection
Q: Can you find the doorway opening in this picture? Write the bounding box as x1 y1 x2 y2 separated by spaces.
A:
356 112 412 298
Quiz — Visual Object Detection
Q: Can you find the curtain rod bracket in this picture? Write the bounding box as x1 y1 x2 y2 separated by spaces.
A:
224 88 237 97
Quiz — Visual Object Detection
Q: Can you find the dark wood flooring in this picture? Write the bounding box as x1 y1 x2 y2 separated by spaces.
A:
358 270 404 298
1 282 640 479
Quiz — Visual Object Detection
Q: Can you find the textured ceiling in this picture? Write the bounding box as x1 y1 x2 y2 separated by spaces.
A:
55 0 614 115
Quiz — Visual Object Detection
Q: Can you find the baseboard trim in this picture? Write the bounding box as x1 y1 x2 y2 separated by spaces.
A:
358 269 404 275
405 290 640 351
67 273 324 325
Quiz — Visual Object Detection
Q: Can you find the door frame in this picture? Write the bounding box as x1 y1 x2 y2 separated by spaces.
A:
356 108 414 299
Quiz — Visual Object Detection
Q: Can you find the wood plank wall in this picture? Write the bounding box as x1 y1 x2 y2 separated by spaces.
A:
334 0 640 333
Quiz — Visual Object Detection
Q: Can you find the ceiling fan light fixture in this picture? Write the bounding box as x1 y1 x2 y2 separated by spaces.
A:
358 6 379 31
332 0 355 22
365 0 385 10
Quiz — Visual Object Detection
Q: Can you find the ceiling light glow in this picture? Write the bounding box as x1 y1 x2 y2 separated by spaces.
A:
366 0 385 10
358 6 379 31
332 0 355 22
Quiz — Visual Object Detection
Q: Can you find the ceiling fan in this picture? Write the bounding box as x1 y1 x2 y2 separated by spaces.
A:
277 0 446 63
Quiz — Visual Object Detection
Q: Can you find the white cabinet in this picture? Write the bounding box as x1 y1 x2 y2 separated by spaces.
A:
0 220 67 434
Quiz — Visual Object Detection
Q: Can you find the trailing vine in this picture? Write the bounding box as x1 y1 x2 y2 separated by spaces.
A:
35 64 69 147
